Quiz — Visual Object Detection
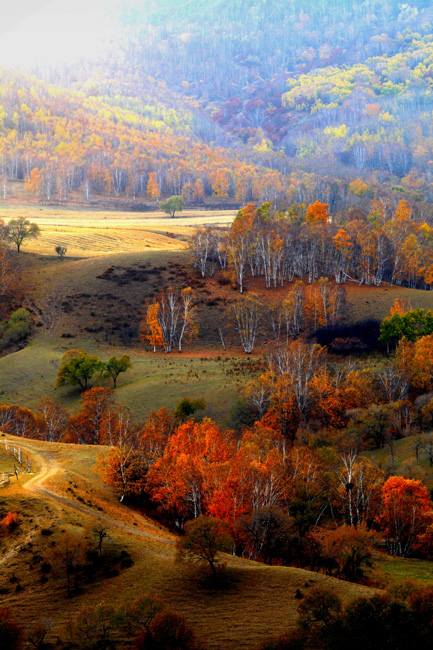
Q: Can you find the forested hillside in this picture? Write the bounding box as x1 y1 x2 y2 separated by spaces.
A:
0 67 285 204
3 1 433 211
108 0 433 187
0 0 431 212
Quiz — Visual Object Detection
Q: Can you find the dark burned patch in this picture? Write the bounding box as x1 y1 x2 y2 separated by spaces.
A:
61 300 74 313
314 319 381 354
96 264 164 286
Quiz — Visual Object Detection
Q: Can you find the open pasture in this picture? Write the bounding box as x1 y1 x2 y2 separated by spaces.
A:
366 435 433 489
1 205 236 257
0 338 258 423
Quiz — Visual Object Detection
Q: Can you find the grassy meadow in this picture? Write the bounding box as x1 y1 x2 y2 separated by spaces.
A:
0 338 258 422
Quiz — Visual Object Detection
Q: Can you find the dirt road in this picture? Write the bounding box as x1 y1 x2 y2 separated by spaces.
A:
8 440 176 547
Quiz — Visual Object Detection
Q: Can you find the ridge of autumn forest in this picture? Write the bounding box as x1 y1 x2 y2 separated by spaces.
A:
5 2 433 650
4 0 433 210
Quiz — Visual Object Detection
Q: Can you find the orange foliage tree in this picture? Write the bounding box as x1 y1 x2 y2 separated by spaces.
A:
146 172 160 202
148 419 235 524
141 301 164 352
66 387 114 444
379 476 433 557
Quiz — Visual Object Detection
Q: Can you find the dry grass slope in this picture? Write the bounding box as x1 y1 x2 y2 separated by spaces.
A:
0 436 378 650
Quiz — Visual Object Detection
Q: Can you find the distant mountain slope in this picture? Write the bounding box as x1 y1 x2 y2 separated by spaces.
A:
0 67 287 205
73 0 433 202
6 1 433 211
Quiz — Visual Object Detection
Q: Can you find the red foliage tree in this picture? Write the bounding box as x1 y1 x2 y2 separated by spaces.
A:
379 476 433 556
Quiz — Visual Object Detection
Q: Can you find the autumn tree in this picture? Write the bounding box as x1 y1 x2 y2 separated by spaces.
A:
146 172 160 202
236 507 293 564
212 168 231 198
139 611 203 650
6 217 40 252
140 407 174 470
181 182 195 204
176 515 232 581
191 228 217 278
282 280 305 340
66 387 114 444
334 453 385 528
148 419 234 523
227 230 249 293
408 335 433 392
144 287 198 353
154 287 181 353
65 604 120 649
95 407 148 501
318 524 374 581
379 476 433 557
304 278 346 330
230 293 263 353
35 397 69 442
178 287 198 352
141 301 164 352
305 201 331 224
0 404 36 437
193 179 205 201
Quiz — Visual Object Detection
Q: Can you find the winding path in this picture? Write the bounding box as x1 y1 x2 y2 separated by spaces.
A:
8 441 175 547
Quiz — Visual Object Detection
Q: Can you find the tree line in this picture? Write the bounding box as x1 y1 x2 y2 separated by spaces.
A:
191 199 433 292
140 280 345 355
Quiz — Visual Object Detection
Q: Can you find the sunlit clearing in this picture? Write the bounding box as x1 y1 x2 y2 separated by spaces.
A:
0 0 121 69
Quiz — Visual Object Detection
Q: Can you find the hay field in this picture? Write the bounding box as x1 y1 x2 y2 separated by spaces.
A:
1 205 236 257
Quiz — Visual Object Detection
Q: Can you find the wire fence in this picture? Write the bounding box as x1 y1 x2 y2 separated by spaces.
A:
0 438 33 487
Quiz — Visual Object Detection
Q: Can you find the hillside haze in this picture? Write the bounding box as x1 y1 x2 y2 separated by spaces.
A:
1 0 433 212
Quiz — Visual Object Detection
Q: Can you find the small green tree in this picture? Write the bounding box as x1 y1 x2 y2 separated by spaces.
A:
7 217 40 252
56 349 103 391
1 308 31 350
174 398 206 423
379 308 433 351
55 245 67 259
103 355 132 388
176 516 232 582
160 195 185 218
